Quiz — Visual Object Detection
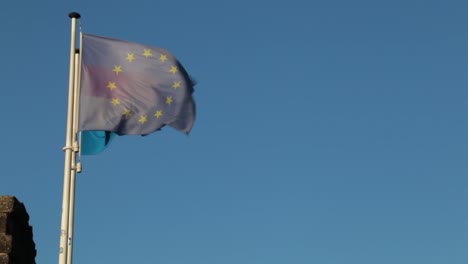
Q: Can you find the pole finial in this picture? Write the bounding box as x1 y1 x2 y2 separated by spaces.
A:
69 12 81 19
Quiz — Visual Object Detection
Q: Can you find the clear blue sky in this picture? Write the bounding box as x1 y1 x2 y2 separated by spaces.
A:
1 0 467 263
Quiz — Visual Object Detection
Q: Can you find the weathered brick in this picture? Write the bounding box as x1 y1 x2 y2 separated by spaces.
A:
0 197 16 213
0 196 36 263
0 234 11 254
0 214 6 233
0 253 9 264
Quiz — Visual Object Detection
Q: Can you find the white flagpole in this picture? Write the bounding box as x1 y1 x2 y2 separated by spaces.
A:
66 47 82 264
59 12 80 264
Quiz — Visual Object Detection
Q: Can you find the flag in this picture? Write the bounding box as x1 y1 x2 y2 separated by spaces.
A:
79 34 196 136
80 131 116 155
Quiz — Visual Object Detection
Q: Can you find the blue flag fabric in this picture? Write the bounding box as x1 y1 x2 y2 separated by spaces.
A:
80 131 116 155
79 34 196 136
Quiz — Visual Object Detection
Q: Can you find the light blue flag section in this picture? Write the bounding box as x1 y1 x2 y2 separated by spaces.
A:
80 131 116 155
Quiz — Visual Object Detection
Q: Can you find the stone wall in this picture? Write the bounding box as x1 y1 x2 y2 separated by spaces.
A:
0 196 36 264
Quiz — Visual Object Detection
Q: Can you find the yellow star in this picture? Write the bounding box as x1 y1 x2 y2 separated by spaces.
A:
172 81 181 89
107 82 117 90
154 110 163 118
169 66 178 74
111 98 120 106
166 96 173 105
113 65 122 75
123 108 132 118
143 49 152 58
139 115 148 124
159 54 168 62
126 53 135 62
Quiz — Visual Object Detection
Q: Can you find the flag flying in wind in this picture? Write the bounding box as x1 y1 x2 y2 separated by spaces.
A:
79 34 196 137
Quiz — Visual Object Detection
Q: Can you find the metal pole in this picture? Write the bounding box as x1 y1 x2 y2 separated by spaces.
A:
66 49 81 264
59 11 80 264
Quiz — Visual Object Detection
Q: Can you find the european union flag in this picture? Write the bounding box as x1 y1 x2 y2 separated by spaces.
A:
79 34 196 136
